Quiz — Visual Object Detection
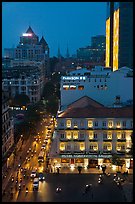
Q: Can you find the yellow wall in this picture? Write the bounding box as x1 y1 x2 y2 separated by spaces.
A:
113 9 119 71
106 18 110 67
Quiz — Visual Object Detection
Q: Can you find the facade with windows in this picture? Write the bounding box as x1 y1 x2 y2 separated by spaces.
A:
49 96 133 169
60 66 133 109
4 26 50 76
2 63 44 103
105 2 133 71
2 91 14 158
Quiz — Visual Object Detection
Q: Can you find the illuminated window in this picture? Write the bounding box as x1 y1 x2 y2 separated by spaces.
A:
88 120 93 128
107 132 112 139
66 120 71 128
66 131 71 140
117 143 121 151
73 131 78 139
80 143 85 151
117 132 121 139
78 85 84 90
103 143 112 151
116 121 121 128
60 143 65 151
63 85 69 90
121 132 126 139
70 85 76 90
108 121 113 128
90 143 98 151
89 131 94 139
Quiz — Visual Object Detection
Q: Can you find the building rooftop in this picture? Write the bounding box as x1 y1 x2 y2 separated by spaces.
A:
58 96 133 118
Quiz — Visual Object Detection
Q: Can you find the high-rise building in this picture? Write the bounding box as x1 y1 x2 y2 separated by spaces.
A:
106 2 133 71
77 35 105 64
4 26 50 76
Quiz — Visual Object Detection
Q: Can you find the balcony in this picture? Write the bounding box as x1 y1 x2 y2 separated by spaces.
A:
103 150 112 154
103 138 112 141
89 150 98 154
59 138 68 142
74 150 85 154
59 150 71 154
117 150 126 155
117 138 126 142
89 138 98 141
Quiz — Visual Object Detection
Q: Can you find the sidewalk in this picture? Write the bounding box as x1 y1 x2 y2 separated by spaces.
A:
2 137 33 194
52 166 133 174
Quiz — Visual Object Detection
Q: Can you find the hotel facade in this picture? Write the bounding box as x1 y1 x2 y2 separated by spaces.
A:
50 96 133 170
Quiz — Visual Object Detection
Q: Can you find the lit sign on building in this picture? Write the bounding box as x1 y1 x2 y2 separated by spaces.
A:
62 76 86 80
22 33 32 37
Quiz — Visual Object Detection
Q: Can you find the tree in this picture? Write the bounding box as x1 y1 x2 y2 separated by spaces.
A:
45 95 59 116
112 154 123 172
13 94 30 106
42 82 55 99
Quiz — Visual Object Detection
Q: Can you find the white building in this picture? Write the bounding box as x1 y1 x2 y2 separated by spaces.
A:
60 66 133 110
49 96 133 169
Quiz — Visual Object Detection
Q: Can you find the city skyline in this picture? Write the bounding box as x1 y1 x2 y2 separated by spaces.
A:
2 2 106 57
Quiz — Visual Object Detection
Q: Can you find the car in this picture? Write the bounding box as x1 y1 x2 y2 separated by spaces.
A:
30 170 37 178
33 178 39 190
41 143 46 150
38 172 45 181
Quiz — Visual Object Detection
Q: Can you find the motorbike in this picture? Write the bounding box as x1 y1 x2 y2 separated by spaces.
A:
98 177 102 184
26 188 28 193
56 187 62 193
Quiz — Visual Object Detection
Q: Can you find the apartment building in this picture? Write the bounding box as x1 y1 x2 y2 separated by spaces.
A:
2 91 14 158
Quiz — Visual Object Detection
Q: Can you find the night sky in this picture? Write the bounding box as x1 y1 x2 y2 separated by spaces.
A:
2 2 106 57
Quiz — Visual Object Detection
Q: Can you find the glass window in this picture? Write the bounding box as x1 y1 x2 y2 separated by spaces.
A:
60 133 65 139
123 121 126 127
73 131 78 139
88 120 93 128
78 85 84 90
66 131 71 139
66 120 71 128
94 121 98 127
102 121 106 127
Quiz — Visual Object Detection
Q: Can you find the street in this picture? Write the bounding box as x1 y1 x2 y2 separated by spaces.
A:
2 117 133 203
3 173 133 202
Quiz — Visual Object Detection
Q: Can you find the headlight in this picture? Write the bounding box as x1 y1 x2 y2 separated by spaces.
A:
43 177 45 179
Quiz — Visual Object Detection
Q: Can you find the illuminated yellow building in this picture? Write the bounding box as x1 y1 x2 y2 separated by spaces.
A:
105 2 133 71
